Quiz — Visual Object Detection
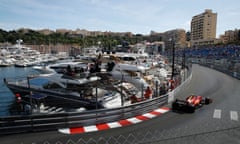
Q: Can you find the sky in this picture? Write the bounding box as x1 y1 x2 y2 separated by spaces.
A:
0 0 240 37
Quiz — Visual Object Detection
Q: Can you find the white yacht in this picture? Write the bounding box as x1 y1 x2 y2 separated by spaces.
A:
107 62 150 90
0 57 15 67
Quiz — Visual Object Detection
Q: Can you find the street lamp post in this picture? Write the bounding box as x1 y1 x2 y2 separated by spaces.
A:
95 86 98 109
171 40 175 80
120 71 124 106
182 47 186 81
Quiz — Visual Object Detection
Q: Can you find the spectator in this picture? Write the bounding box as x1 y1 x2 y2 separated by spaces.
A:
144 86 152 99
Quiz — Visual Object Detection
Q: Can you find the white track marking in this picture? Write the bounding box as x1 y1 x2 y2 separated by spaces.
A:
84 125 98 132
107 122 122 128
230 111 238 121
213 109 221 119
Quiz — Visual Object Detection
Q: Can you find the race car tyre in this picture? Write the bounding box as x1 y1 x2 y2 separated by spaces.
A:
186 106 195 113
172 101 179 111
205 98 212 104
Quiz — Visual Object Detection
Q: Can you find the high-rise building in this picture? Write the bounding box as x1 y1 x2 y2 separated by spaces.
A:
191 9 218 46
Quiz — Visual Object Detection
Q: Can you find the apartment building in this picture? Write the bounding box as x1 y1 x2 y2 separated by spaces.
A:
219 29 240 44
164 29 187 49
191 9 217 46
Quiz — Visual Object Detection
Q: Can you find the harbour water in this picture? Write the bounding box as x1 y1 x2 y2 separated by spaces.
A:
0 66 39 116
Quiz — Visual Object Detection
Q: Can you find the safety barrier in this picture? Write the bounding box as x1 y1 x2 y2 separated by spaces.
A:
0 94 168 135
189 57 240 80
0 65 192 135
168 68 192 103
202 64 240 80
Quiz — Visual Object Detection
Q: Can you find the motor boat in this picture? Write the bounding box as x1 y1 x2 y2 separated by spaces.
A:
106 62 150 90
4 71 136 110
4 76 105 109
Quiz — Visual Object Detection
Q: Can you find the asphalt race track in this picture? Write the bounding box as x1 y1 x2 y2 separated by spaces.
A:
1 64 240 144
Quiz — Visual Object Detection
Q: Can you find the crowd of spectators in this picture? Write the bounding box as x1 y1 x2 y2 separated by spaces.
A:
175 44 240 60
164 44 240 77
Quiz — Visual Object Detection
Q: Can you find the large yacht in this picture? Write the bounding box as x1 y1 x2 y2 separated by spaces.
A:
107 62 150 90
4 63 137 110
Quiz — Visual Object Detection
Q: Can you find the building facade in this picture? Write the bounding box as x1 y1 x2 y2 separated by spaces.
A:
191 9 217 46
219 29 240 44
163 29 187 50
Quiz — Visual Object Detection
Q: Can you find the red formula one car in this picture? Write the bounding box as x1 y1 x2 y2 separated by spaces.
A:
172 95 213 113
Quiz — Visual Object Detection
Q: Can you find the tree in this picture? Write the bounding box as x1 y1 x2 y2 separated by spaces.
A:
238 30 240 41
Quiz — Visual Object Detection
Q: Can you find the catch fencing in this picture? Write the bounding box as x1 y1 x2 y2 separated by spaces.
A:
28 125 240 144
0 93 168 135
0 63 196 142
189 57 240 80
0 65 192 135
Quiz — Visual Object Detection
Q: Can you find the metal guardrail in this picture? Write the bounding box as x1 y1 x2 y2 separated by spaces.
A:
0 64 193 135
0 94 168 135
188 57 240 80
202 64 240 80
